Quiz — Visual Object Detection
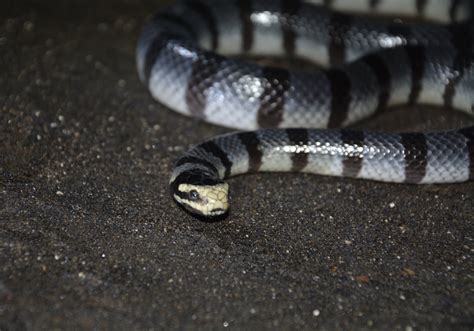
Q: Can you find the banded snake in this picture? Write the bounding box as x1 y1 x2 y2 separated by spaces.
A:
136 0 474 218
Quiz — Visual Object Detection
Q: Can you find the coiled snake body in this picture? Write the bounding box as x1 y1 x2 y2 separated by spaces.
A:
136 0 474 218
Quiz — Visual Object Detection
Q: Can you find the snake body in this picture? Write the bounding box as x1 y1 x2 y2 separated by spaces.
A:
136 0 474 217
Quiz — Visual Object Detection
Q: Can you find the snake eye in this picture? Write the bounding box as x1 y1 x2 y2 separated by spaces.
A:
189 190 200 201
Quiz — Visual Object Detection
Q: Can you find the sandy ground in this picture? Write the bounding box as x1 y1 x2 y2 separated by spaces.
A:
0 0 473 329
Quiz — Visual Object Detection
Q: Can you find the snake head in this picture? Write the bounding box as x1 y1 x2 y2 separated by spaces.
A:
170 168 229 218
173 182 229 217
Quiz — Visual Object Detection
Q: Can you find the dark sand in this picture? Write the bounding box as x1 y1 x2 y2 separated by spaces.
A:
0 1 473 329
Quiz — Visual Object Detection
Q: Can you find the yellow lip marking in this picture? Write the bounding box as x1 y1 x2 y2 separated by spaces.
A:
175 183 229 216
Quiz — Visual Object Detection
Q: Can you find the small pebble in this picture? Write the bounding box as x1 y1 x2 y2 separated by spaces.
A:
312 309 320 317
23 21 34 31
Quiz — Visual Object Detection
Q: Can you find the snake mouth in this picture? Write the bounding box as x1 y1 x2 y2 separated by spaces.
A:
172 192 229 218
208 208 226 216
173 198 229 221
175 200 206 216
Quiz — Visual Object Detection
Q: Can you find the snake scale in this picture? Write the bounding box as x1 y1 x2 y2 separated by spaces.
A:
136 0 474 218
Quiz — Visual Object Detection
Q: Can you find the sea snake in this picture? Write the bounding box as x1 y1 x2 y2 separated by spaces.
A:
136 0 474 218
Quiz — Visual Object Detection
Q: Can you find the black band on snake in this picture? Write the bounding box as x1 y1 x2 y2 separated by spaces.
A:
136 0 474 218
